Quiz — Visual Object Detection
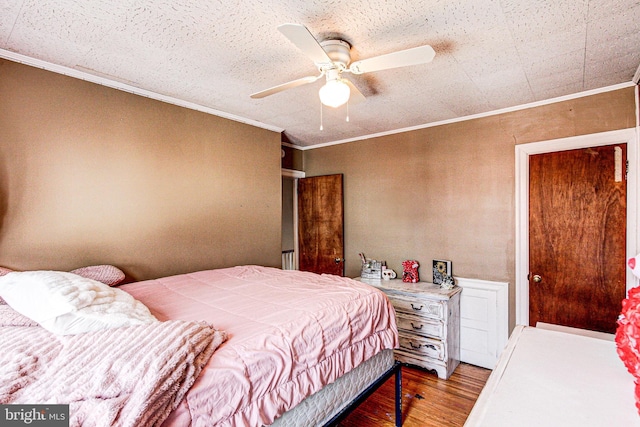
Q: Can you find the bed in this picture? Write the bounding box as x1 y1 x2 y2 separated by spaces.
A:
464 324 640 427
0 265 399 426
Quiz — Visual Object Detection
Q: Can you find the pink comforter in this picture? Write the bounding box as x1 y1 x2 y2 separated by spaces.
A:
120 265 398 427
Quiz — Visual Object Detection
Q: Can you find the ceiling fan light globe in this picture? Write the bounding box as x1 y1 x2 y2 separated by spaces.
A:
319 79 350 108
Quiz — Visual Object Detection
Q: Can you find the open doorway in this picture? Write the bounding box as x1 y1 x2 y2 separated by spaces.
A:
282 169 305 269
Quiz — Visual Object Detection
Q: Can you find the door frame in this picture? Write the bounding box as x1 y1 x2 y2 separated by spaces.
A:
282 168 305 270
515 127 639 326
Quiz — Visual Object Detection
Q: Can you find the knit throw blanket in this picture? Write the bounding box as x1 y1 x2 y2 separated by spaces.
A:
0 319 227 427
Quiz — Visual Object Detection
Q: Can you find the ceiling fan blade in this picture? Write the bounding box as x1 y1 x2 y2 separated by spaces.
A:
349 45 436 75
344 79 366 105
250 75 321 99
277 23 333 65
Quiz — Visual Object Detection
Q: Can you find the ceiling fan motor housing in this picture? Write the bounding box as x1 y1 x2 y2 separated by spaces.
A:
319 39 351 70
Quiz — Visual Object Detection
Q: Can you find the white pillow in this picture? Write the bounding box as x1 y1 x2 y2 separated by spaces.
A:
0 270 157 335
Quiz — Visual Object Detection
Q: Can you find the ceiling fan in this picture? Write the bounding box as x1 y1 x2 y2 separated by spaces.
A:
250 24 436 108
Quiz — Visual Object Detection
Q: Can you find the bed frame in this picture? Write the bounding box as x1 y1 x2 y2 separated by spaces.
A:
323 361 402 427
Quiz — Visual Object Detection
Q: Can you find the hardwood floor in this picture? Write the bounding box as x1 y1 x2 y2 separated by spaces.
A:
337 363 491 427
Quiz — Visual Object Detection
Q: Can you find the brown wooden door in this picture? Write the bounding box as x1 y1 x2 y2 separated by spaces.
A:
529 144 627 333
297 174 344 276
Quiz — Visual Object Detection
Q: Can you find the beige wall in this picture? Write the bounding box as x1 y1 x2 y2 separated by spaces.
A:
0 59 282 280
304 87 637 328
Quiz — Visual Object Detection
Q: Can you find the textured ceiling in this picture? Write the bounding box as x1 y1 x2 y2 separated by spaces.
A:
1 0 639 147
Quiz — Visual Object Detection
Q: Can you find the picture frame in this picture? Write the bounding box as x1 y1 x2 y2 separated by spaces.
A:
432 259 452 285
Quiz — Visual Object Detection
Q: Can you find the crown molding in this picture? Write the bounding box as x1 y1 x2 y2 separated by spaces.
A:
2 49 634 151
0 49 284 134
301 82 636 150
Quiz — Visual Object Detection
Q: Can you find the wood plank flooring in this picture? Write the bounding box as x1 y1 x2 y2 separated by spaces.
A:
337 363 491 427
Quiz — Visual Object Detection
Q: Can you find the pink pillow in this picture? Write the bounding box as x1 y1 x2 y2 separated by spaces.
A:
70 265 126 287
0 264 126 288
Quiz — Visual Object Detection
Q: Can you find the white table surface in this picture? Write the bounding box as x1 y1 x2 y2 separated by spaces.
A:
464 325 640 427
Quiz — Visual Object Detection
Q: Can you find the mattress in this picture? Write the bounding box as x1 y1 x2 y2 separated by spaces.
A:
465 325 640 427
272 348 394 426
120 265 398 426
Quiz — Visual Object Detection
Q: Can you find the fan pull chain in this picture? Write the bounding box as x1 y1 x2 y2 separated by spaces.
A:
346 100 350 122
319 101 323 130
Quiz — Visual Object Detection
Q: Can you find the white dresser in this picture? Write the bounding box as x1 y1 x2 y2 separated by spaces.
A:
359 278 461 379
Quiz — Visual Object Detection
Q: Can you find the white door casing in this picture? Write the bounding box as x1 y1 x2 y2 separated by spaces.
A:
515 127 639 326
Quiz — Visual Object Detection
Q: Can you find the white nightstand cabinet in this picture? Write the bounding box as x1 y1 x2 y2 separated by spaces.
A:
359 278 462 379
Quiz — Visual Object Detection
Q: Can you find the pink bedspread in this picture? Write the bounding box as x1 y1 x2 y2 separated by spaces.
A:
120 265 398 427
0 319 225 427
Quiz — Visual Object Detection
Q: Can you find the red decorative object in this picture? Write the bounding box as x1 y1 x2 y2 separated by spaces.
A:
615 285 640 414
402 260 419 283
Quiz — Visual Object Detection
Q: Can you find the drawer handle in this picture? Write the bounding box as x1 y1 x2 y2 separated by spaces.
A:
407 342 437 351
410 303 424 311
411 322 423 330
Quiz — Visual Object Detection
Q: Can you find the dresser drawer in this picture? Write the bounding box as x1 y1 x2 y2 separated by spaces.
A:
396 314 444 339
361 279 461 379
387 295 445 320
397 332 445 361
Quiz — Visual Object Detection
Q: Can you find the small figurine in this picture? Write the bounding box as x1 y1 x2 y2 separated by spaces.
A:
440 274 455 289
402 260 420 283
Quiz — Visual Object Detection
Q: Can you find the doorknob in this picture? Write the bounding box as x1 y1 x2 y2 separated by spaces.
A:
334 257 345 264
532 274 542 283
